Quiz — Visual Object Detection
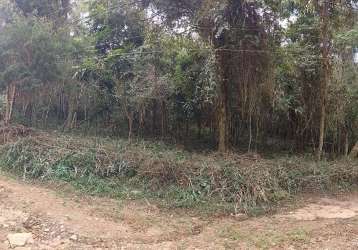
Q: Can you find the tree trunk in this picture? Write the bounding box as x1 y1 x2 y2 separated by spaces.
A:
197 117 202 139
65 98 72 129
317 102 326 160
248 113 252 152
65 95 78 130
316 0 331 161
65 104 74 129
4 83 17 126
124 97 133 143
127 112 133 142
139 105 145 137
344 131 349 157
161 100 166 139
152 101 157 136
216 50 230 153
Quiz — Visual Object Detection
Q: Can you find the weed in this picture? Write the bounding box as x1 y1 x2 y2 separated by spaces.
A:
0 132 357 214
288 228 310 243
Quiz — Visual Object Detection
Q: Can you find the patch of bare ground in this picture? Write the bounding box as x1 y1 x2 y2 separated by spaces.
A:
0 175 357 249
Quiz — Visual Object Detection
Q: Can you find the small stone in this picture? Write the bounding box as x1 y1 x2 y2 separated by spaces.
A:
70 234 78 241
7 233 33 248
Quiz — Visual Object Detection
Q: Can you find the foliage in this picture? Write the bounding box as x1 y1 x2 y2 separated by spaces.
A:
14 0 70 20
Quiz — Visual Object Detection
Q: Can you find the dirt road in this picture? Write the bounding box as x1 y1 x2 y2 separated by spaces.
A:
0 175 357 249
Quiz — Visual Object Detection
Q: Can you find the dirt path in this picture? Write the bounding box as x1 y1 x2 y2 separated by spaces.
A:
0 176 357 249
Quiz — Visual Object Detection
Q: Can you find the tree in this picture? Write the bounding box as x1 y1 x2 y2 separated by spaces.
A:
277 0 357 158
0 15 78 126
142 0 276 152
315 0 332 160
14 0 70 20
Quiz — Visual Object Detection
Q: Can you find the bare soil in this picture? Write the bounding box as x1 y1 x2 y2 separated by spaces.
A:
0 175 357 249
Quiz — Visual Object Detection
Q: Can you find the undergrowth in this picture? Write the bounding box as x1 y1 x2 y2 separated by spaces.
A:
0 131 357 215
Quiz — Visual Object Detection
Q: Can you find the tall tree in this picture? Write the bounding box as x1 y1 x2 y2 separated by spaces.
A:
316 0 332 160
0 15 78 125
142 0 274 152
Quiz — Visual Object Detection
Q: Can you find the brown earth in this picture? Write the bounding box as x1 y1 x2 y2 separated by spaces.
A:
0 175 357 249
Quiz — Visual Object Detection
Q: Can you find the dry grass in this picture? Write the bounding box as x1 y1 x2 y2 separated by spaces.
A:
0 126 357 213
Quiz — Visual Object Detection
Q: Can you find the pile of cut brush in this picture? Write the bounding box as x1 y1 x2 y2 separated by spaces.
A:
0 125 35 144
0 129 127 179
0 125 357 213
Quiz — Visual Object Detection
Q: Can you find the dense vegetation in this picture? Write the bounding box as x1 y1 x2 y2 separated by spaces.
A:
0 0 357 212
0 0 357 156
1 130 357 214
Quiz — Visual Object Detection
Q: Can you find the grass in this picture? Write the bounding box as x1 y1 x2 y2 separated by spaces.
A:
0 129 357 215
219 225 311 249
